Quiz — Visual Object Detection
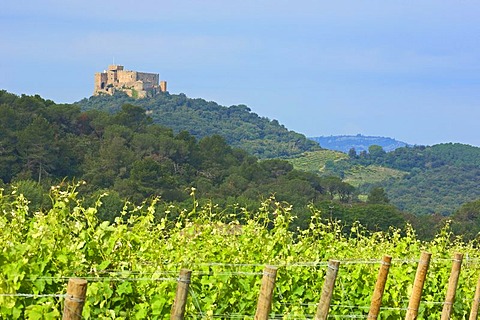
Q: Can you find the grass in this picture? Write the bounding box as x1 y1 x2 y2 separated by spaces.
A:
287 150 348 172
288 150 407 187
344 165 407 187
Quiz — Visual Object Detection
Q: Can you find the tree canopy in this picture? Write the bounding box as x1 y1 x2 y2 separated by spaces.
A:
3 90 480 239
1 90 384 233
75 92 320 158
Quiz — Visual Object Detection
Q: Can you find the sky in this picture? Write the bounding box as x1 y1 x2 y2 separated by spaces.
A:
2 1 480 147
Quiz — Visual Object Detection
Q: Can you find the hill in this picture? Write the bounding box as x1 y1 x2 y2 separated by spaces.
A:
286 150 348 173
310 134 410 153
75 93 320 158
342 143 480 215
288 150 407 188
6 90 404 232
0 90 330 208
289 143 480 216
5 90 480 236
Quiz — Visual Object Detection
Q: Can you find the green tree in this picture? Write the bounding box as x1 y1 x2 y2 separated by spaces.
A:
16 117 57 183
451 199 480 239
367 187 390 204
321 176 354 201
0 105 20 182
259 159 293 179
125 158 179 201
8 180 49 212
348 147 357 159
368 145 386 160
114 104 152 131
197 135 239 183
82 126 136 188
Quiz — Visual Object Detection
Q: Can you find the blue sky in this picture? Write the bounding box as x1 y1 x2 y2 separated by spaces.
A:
2 1 480 147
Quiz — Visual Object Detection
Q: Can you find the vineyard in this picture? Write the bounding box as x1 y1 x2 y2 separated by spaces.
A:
288 150 348 173
2 183 480 319
287 150 407 188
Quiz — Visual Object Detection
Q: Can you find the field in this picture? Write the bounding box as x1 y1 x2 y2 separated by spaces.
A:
288 150 407 193
343 165 407 187
1 184 480 319
287 150 348 172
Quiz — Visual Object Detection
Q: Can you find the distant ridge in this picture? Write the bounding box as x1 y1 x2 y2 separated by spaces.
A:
309 134 411 153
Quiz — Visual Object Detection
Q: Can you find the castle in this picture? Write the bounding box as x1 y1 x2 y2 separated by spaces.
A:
93 65 167 98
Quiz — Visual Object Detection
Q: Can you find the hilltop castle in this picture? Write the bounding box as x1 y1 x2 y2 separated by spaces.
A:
94 65 167 98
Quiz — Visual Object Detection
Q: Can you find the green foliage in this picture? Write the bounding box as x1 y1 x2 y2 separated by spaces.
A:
367 187 390 204
287 150 348 173
384 166 480 216
8 180 50 213
288 151 407 188
0 91 329 218
450 199 480 240
1 185 480 318
315 201 407 232
0 91 83 183
5 91 413 240
75 93 320 158
4 90 480 239
299 143 480 217
343 165 407 188
368 144 386 159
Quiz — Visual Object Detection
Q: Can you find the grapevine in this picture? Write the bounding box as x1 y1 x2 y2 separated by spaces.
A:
1 184 479 319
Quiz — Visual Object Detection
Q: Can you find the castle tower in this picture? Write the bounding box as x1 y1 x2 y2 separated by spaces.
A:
94 72 108 91
160 81 167 92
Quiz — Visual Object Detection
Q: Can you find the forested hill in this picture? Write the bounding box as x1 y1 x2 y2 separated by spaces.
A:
346 143 480 215
76 93 319 158
0 90 360 224
310 134 409 153
4 90 480 239
289 142 480 222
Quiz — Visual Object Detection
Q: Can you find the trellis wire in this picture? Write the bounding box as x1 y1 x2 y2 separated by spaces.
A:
28 276 178 282
56 256 480 277
0 293 67 298
4 255 480 318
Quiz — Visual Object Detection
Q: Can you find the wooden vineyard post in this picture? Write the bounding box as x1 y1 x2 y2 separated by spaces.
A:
368 255 392 319
469 275 480 320
171 269 192 320
62 278 88 320
405 251 431 320
315 260 340 320
441 252 463 320
255 265 278 320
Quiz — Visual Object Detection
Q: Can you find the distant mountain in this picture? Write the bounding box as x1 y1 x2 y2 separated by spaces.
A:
76 93 320 158
309 134 410 153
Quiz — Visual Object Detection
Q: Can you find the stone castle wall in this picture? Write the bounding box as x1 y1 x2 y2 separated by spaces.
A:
136 72 159 88
93 65 166 98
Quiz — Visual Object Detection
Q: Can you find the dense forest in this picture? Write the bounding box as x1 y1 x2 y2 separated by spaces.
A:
2 90 480 240
0 90 413 234
296 144 480 217
76 93 319 158
344 144 480 215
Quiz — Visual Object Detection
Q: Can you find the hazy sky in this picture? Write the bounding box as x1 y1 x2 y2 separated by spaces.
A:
2 1 480 146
